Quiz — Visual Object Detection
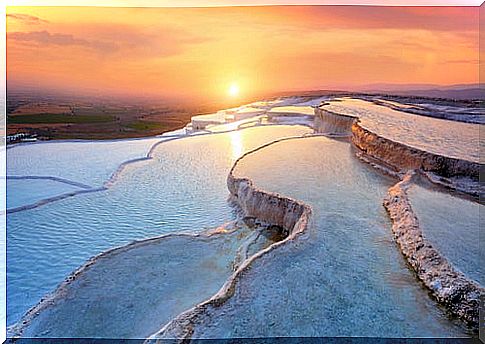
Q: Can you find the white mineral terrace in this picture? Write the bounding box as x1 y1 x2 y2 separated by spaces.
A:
6 95 483 340
322 98 481 163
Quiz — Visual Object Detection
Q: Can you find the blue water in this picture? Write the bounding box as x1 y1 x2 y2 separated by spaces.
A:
7 178 86 211
21 222 263 338
187 137 468 338
6 137 166 210
7 125 312 325
325 98 481 162
6 97 480 338
7 137 163 187
408 184 482 285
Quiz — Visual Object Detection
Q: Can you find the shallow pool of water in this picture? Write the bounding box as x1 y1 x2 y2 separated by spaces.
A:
325 98 481 162
7 178 87 211
186 137 468 338
7 137 165 187
408 184 482 285
7 125 312 325
20 222 265 339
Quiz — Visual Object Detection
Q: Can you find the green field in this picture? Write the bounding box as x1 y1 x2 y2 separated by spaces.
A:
125 120 171 131
8 113 115 124
6 98 217 140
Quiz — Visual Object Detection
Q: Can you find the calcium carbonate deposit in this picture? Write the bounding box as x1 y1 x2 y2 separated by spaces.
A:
7 96 483 340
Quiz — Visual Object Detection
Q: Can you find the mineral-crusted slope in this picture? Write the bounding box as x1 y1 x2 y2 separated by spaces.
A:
315 104 483 329
314 104 481 196
314 107 356 136
351 123 480 180
146 139 312 342
383 171 483 328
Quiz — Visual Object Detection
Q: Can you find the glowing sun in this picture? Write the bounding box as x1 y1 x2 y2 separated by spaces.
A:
228 83 240 97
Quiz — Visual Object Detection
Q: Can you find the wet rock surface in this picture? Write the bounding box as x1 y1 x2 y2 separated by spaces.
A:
6 125 313 326
148 137 470 341
313 107 356 136
146 138 312 342
314 104 482 330
313 102 482 197
383 172 483 329
351 123 480 181
8 98 482 341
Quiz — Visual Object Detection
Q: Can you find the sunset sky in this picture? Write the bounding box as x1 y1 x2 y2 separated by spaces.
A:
6 5 480 101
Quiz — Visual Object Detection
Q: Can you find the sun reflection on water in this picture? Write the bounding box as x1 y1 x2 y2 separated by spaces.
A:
230 130 243 161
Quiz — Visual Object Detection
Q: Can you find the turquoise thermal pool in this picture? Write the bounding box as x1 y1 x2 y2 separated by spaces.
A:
6 96 482 339
7 125 311 325
324 98 481 162
17 221 280 339
407 184 483 285
179 137 468 338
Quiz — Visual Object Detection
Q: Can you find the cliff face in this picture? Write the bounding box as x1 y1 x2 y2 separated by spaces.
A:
314 107 356 136
383 172 483 328
227 176 308 233
226 140 312 237
351 123 480 180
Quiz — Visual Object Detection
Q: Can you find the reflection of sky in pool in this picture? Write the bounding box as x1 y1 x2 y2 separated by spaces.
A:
7 137 164 187
7 178 86 210
20 223 263 339
325 98 481 162
6 125 311 325
188 137 467 338
408 185 482 285
6 98 313 212
6 95 481 338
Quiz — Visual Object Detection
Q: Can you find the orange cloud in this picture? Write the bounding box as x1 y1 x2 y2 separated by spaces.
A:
6 6 479 101
7 13 49 24
8 30 118 53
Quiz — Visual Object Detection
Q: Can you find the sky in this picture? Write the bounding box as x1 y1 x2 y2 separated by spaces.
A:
6 5 480 102
5 1 485 6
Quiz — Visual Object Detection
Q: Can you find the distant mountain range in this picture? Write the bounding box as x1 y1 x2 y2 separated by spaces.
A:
352 83 483 100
